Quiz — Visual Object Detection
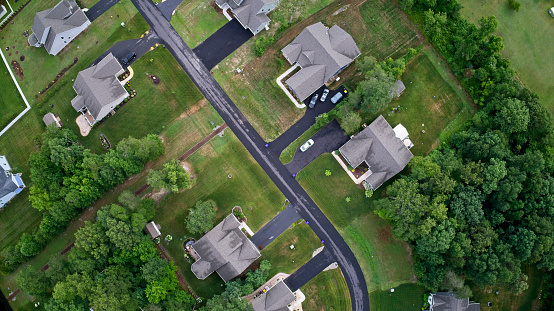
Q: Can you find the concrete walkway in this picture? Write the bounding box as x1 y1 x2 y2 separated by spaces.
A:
277 64 304 108
120 66 134 84
250 204 302 249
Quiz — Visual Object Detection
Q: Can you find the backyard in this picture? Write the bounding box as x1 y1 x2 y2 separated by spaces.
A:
460 0 554 118
0 57 26 130
170 0 228 48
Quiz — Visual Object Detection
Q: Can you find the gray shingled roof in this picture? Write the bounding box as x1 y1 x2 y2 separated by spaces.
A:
43 113 59 127
251 280 295 311
430 292 480 311
191 214 260 282
339 115 413 190
144 221 161 239
282 22 360 100
217 0 274 33
391 80 406 98
29 0 90 55
71 53 127 121
0 156 24 208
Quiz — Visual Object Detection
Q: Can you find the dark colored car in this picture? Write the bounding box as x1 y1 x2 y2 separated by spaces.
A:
309 93 319 108
123 52 136 64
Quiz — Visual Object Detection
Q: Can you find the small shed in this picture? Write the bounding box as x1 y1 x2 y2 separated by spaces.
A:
144 221 161 240
43 113 62 128
390 80 406 98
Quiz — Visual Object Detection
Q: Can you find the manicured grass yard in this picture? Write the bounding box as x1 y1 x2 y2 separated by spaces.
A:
297 154 417 297
170 0 228 48
460 0 554 118
151 131 287 298
301 268 352 311
369 283 426 311
0 54 26 129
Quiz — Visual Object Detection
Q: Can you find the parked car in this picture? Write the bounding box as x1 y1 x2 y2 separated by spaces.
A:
330 89 348 104
123 52 136 64
309 93 319 108
320 88 330 102
300 139 314 152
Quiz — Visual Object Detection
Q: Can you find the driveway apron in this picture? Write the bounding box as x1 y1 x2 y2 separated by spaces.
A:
284 120 349 174
284 247 335 292
156 0 184 21
192 19 253 70
250 204 302 249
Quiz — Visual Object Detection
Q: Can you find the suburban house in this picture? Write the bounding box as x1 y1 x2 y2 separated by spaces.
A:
71 53 128 126
427 292 480 311
281 22 361 101
0 156 25 209
28 0 91 56
215 0 278 35
191 214 261 282
144 221 162 240
43 112 62 128
339 115 413 190
0 5 7 20
251 280 296 311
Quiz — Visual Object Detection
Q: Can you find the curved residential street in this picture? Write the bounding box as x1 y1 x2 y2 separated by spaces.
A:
128 0 370 309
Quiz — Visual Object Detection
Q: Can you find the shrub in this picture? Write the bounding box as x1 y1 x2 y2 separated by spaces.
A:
508 0 520 11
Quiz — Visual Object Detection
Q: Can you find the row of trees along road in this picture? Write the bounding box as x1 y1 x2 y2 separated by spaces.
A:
372 0 554 298
0 126 165 274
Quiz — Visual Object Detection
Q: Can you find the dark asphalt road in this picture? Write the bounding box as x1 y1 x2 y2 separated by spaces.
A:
269 85 348 154
285 247 336 292
285 120 349 174
92 31 162 67
85 0 121 22
192 19 253 70
156 0 183 21
250 205 302 249
129 0 369 309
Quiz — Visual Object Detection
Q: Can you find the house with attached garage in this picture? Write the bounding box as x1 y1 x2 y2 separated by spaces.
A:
215 0 278 35
338 115 413 190
281 22 360 101
28 0 91 56
0 156 25 209
191 214 260 282
71 53 129 126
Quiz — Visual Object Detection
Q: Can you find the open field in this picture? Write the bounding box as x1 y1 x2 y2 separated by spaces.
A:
0 55 26 130
301 268 352 311
460 0 554 118
470 265 544 311
171 0 228 48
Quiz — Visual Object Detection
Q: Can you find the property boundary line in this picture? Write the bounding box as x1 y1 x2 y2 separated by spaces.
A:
0 42 31 138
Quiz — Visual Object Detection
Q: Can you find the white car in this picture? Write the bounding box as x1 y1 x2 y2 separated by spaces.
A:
300 139 314 152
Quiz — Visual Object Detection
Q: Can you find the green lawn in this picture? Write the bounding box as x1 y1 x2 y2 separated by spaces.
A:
170 0 228 48
301 268 352 311
369 283 426 311
0 54 26 131
151 131 287 298
459 0 554 118
470 265 544 311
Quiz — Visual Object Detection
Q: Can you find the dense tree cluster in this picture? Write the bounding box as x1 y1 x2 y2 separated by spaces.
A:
0 127 164 273
16 194 195 311
542 271 554 310
147 159 193 193
375 0 554 296
200 260 272 311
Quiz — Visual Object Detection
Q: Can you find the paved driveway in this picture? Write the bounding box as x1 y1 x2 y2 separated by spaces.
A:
269 85 348 154
85 0 121 22
284 120 349 174
92 31 162 67
284 247 335 292
156 0 183 21
250 205 302 249
192 19 253 70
